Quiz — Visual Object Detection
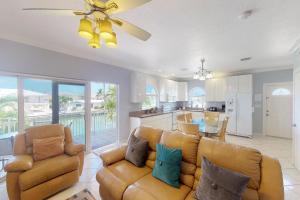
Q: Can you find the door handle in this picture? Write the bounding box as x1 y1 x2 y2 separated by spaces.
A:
293 124 297 128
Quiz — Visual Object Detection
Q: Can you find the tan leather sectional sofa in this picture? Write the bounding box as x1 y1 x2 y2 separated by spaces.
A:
5 124 85 200
96 126 284 200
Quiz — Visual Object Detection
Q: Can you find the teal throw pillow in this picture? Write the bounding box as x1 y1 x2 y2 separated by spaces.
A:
152 144 182 188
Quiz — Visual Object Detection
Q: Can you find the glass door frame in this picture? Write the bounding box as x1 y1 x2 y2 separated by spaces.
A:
0 71 122 153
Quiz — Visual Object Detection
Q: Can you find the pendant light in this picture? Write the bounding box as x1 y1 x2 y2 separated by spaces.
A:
193 59 213 81
100 20 114 39
88 31 101 48
78 17 93 40
105 32 117 48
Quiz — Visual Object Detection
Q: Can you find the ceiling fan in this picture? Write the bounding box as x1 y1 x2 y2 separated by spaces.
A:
22 0 152 48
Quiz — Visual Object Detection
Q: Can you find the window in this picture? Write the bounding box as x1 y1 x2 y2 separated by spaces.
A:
272 88 291 96
189 87 206 108
142 85 158 110
0 76 18 137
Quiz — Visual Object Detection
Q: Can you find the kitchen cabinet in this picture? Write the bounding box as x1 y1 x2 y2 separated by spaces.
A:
225 76 238 95
130 72 147 103
177 82 188 101
167 80 178 102
159 79 178 102
205 78 227 102
130 113 173 132
238 75 252 93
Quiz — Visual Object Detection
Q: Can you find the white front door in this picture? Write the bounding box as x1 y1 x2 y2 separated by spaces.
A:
264 82 293 138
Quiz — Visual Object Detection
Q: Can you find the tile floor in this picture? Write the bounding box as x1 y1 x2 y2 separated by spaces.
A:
0 135 300 200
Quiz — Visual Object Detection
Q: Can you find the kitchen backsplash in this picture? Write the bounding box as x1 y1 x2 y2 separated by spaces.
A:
160 102 178 112
206 102 226 110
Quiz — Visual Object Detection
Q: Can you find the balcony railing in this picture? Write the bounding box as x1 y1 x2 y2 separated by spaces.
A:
0 111 117 148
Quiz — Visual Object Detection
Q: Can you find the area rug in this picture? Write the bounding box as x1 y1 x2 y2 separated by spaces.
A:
66 189 96 200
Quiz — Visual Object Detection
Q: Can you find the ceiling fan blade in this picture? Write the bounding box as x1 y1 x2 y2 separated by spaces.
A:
110 18 151 41
105 0 151 14
22 8 82 16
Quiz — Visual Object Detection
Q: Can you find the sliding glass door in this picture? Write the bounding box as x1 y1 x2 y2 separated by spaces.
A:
23 78 52 128
0 76 18 141
91 82 118 149
57 83 86 145
0 73 119 152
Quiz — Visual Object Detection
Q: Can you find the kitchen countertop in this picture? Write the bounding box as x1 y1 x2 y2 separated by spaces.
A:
129 109 225 118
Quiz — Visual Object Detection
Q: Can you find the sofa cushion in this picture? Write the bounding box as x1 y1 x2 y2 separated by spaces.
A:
152 144 182 188
197 138 262 190
25 124 65 154
32 136 64 161
107 160 152 184
134 127 163 151
19 154 79 191
184 189 259 200
160 131 199 164
123 174 191 200
194 157 250 200
125 134 149 167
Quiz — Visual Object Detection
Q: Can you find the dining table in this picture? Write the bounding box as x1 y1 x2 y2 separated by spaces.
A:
192 119 220 137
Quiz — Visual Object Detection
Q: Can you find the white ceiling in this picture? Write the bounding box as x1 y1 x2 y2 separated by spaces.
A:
0 0 299 79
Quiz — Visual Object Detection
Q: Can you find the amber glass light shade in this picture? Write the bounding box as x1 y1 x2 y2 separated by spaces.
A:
99 20 114 39
78 18 93 39
105 32 117 48
88 32 101 48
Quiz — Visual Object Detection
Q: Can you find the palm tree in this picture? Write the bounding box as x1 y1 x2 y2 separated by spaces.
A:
96 88 104 100
103 86 117 121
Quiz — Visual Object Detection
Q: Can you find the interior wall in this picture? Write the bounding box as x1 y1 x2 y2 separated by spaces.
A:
252 69 293 134
0 39 139 142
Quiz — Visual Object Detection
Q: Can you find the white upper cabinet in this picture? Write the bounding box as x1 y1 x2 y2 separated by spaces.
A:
131 72 147 103
159 78 168 102
225 76 238 95
167 80 178 102
215 78 227 101
225 75 252 95
205 78 227 102
177 82 188 101
237 74 253 93
205 79 216 102
159 79 178 102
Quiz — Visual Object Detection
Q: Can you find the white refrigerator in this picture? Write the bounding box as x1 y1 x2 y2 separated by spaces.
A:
226 93 253 137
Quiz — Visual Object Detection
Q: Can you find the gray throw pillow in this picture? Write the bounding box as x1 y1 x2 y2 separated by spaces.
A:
194 157 250 200
125 134 149 167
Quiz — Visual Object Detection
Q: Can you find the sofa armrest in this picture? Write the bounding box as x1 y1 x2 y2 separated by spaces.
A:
100 145 127 166
65 143 85 156
4 155 33 172
258 155 284 200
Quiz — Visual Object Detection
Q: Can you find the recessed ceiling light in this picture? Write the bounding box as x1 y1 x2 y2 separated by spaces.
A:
157 69 162 72
239 9 255 20
171 73 175 76
240 57 252 62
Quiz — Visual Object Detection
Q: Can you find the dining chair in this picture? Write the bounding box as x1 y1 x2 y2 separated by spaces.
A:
204 111 220 126
212 117 229 142
176 114 186 122
185 112 193 123
178 122 200 136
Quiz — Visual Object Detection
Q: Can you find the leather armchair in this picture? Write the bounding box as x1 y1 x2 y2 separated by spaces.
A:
5 124 85 200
